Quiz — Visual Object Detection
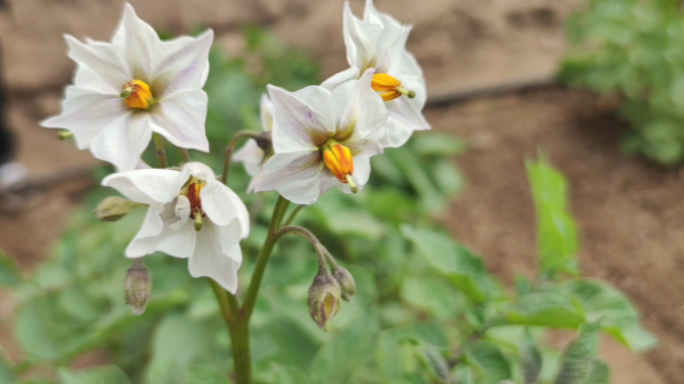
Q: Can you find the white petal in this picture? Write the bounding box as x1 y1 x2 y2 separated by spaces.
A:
126 201 198 258
201 181 250 239
246 168 266 194
119 3 159 80
72 63 120 95
267 85 333 152
334 69 387 143
125 206 165 257
363 0 407 71
103 168 183 205
150 90 209 152
65 35 130 89
233 139 265 177
260 93 275 132
153 30 214 97
170 195 191 230
40 91 130 150
183 161 217 182
91 112 153 171
383 77 431 148
256 151 325 205
376 26 411 74
155 219 197 258
189 221 242 293
342 2 381 70
320 67 359 91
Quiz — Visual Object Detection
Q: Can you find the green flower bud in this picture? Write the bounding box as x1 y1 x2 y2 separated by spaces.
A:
124 259 152 315
333 265 356 301
58 130 73 140
307 270 341 332
95 196 143 222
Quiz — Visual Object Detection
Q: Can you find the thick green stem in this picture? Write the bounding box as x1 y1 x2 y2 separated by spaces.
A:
231 319 252 384
208 279 240 329
153 133 168 168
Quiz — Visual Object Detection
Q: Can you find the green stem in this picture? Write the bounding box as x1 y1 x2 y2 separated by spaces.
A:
208 278 240 329
242 196 290 320
222 130 263 184
180 148 191 163
231 318 252 384
153 133 168 168
282 205 305 227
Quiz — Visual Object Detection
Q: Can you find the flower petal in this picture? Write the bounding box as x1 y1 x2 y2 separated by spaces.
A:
201 181 250 239
119 3 159 80
65 35 130 89
125 206 165 257
334 69 387 143
91 112 154 171
320 67 359 91
154 30 214 97
150 90 209 152
343 1 381 70
103 168 184 204
260 93 275 132
268 84 334 152
40 91 130 150
256 151 325 205
189 220 242 293
363 0 407 71
383 76 431 148
233 139 265 177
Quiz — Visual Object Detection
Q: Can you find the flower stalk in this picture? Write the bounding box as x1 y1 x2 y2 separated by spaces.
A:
153 132 168 168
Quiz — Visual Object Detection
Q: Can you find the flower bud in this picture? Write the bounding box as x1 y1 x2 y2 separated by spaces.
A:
94 196 142 222
124 259 152 315
255 132 274 156
333 265 356 301
307 270 342 332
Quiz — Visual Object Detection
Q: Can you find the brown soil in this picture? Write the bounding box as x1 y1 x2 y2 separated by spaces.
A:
0 0 680 383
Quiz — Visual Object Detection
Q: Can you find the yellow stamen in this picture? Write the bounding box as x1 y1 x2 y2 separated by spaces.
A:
194 212 203 232
322 142 354 185
121 80 155 110
371 73 416 102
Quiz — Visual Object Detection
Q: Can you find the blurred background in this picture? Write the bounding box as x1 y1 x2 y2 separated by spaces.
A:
0 0 683 383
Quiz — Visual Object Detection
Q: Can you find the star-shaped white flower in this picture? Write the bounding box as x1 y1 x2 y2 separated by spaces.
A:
233 94 274 193
322 0 430 148
41 3 213 171
102 162 249 293
254 69 387 205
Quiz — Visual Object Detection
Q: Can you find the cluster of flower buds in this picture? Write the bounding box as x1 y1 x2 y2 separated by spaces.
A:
307 244 357 330
41 0 428 317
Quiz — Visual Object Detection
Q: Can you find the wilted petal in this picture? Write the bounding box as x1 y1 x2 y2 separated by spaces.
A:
103 168 184 204
91 113 153 171
41 91 130 149
154 30 214 97
151 90 209 151
189 221 242 293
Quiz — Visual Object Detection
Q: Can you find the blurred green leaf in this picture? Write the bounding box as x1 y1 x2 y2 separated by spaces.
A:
0 346 16 384
526 157 579 277
553 324 599 384
505 290 584 328
401 226 496 303
0 249 23 287
146 359 188 384
16 300 62 360
585 359 610 384
521 329 542 384
257 362 309 384
464 341 512 384
412 133 466 156
58 366 130 384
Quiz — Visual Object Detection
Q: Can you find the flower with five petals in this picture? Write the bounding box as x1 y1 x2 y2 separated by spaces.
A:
41 3 213 171
102 162 249 293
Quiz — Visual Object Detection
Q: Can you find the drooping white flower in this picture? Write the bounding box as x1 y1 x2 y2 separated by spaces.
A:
233 94 274 193
41 3 213 171
255 69 387 205
322 0 430 148
102 162 249 293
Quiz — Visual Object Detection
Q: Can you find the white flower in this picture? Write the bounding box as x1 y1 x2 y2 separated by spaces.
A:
254 69 387 205
233 94 274 193
322 0 430 148
41 3 213 171
102 162 250 293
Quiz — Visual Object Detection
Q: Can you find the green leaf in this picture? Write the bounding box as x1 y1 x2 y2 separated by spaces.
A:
526 157 579 277
567 279 656 352
505 290 584 328
401 225 496 303
146 359 188 384
464 341 512 384
521 329 542 384
553 324 599 384
0 249 23 287
257 362 309 384
412 132 467 156
0 346 16 384
16 300 61 360
58 366 131 384
416 345 450 382
585 359 610 384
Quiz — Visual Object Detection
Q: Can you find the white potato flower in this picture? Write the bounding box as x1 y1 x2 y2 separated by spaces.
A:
102 162 250 293
233 94 274 193
254 69 387 205
42 3 213 171
322 0 430 148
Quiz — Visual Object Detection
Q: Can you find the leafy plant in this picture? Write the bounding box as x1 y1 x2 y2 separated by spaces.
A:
0 27 654 384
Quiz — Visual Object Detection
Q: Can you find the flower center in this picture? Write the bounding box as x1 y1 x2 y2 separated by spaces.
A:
180 178 207 231
322 141 357 193
121 80 155 110
371 74 416 102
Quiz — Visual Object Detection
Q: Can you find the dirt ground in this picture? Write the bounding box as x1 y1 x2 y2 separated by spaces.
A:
0 0 681 382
